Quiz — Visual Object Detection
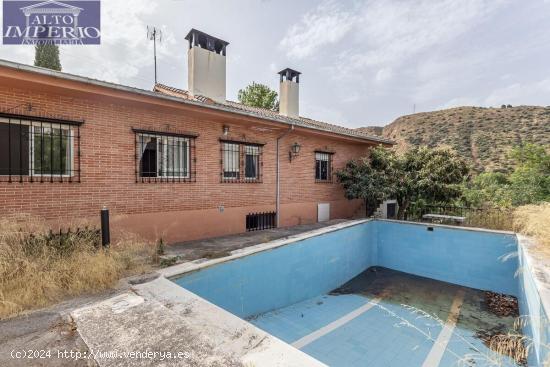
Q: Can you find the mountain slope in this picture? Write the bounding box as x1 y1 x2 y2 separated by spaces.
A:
359 106 550 172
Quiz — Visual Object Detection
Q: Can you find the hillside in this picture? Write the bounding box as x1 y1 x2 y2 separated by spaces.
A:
359 106 550 172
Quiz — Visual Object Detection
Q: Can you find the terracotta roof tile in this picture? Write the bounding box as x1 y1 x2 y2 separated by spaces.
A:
154 84 393 144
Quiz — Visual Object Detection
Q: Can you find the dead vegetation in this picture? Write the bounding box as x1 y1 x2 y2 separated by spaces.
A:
0 215 155 319
514 203 550 253
484 291 519 318
475 326 528 366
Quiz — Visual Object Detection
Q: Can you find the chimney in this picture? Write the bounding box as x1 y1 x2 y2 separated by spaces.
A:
278 68 301 118
185 29 229 103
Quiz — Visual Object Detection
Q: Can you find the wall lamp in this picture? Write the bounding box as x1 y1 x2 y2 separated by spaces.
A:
289 142 301 162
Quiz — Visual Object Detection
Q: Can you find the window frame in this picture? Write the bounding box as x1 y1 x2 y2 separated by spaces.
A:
0 113 81 183
134 129 197 183
220 140 263 183
315 151 334 183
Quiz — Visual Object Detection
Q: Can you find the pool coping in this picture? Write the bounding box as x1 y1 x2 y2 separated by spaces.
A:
159 218 371 279
516 234 550 317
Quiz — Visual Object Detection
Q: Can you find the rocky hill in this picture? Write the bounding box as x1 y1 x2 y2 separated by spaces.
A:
359 106 550 173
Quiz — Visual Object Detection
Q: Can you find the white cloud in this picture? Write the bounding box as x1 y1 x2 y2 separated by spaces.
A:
330 0 507 80
0 0 176 87
279 0 357 60
374 67 393 83
484 79 550 106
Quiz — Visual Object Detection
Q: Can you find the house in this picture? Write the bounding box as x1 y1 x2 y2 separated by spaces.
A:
0 29 393 243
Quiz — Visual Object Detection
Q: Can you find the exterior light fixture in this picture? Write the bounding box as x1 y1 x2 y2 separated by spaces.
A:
222 125 229 135
289 142 301 162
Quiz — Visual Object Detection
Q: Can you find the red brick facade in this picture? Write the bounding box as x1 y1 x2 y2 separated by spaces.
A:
0 65 382 243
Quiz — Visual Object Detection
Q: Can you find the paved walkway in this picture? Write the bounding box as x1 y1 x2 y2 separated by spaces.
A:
164 220 348 261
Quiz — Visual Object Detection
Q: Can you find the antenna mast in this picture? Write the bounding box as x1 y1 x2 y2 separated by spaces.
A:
147 26 162 85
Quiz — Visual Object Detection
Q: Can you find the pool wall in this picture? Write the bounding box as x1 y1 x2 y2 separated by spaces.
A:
517 237 550 366
374 221 519 296
174 221 520 316
175 222 377 318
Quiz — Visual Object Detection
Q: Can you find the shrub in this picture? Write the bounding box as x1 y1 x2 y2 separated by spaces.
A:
0 216 154 319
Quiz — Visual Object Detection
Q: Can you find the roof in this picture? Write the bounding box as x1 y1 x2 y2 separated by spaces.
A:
153 84 394 144
20 0 83 11
0 58 393 144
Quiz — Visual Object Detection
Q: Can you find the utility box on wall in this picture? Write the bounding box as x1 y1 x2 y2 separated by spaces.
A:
317 203 330 222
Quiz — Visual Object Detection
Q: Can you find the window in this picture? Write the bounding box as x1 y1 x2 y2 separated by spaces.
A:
135 130 196 183
222 142 240 179
0 115 80 182
244 145 260 180
315 152 333 182
221 141 263 182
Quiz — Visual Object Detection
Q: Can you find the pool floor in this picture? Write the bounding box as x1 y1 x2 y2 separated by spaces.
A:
248 267 523 367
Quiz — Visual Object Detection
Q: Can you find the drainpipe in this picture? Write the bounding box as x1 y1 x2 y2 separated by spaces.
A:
276 125 294 227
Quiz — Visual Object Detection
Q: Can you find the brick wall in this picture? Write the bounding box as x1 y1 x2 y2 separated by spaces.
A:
0 79 374 243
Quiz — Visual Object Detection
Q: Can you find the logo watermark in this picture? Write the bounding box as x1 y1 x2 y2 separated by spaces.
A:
3 0 101 45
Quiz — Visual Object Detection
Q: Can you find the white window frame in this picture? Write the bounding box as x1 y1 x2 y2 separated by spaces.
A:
0 118 74 178
138 133 190 179
223 142 240 180
244 145 260 181
315 152 332 181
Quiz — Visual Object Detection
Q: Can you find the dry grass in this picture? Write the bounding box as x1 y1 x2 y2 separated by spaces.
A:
513 203 550 252
0 216 155 319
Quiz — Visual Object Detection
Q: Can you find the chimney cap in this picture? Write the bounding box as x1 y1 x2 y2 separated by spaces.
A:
278 68 301 83
185 28 229 55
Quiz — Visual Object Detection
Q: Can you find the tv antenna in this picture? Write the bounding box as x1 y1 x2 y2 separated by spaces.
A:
147 26 162 85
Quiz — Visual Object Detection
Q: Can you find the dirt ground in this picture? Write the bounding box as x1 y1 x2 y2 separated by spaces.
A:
0 289 125 367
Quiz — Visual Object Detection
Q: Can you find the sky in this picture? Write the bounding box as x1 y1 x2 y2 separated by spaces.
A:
1 0 550 127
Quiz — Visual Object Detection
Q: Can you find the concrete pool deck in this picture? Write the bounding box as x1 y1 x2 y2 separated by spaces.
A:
66 219 550 366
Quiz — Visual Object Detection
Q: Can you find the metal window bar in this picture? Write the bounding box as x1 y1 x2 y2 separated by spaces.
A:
135 131 196 183
0 116 81 183
221 141 263 183
246 211 276 231
315 152 333 182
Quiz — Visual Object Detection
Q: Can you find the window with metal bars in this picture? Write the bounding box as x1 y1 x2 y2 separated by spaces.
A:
221 141 263 183
134 129 196 183
0 114 81 183
315 151 333 182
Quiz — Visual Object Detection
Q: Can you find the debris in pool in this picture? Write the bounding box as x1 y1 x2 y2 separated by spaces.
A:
484 291 519 317
328 285 353 295
316 300 323 305
475 326 527 366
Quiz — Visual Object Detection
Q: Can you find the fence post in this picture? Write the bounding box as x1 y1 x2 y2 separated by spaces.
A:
101 206 110 248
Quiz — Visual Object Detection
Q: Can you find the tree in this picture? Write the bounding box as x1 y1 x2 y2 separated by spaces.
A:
34 44 61 71
462 143 550 207
335 147 397 216
461 172 512 207
237 82 278 110
337 146 469 218
508 143 550 205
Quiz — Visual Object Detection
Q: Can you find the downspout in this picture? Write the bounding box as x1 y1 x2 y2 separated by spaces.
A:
276 125 294 227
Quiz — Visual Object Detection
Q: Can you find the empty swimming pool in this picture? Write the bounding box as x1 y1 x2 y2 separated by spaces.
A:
172 220 549 367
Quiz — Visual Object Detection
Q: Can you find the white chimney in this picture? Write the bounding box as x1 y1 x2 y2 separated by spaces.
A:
185 29 229 103
278 68 300 118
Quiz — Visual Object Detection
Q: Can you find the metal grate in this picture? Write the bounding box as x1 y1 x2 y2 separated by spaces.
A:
0 114 81 183
134 129 197 183
246 211 276 231
220 141 263 183
315 151 333 182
